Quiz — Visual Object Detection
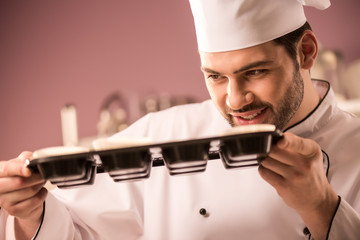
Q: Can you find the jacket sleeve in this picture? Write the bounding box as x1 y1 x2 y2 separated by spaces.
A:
4 185 145 240
3 193 87 240
328 197 360 240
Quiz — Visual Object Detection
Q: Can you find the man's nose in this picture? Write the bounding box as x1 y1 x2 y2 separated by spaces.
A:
226 78 254 110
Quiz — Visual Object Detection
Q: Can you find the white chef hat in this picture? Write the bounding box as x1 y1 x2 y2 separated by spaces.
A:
189 0 330 52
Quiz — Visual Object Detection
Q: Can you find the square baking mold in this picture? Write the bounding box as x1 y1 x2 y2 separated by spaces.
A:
27 124 283 187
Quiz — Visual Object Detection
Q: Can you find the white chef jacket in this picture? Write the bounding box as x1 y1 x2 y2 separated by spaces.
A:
2 80 360 239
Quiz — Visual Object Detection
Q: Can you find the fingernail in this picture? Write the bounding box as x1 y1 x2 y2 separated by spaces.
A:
24 159 30 166
22 159 31 176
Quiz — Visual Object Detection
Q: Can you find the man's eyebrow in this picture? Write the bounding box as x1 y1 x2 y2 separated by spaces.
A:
233 60 274 74
201 60 274 75
200 67 220 74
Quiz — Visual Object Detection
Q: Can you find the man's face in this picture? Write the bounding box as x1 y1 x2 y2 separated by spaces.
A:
200 41 304 130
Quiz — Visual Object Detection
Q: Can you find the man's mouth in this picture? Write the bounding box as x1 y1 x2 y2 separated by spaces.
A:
231 107 267 121
238 109 265 120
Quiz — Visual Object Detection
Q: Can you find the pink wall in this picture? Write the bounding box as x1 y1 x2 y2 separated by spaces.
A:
1 0 359 159
305 0 360 64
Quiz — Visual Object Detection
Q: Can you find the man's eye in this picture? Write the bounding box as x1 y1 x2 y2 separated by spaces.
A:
207 75 222 80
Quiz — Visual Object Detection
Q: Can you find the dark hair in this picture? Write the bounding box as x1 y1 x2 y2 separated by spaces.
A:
273 22 312 62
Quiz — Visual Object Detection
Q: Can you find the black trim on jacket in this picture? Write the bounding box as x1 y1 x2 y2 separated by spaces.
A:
283 79 330 133
326 196 342 240
33 201 45 239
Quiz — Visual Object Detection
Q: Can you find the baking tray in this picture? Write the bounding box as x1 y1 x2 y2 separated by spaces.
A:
27 124 283 187
27 153 97 188
219 130 280 168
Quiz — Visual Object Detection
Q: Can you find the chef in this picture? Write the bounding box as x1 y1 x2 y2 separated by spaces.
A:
1 0 360 239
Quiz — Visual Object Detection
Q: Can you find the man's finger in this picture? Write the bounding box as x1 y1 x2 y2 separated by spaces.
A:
0 158 31 177
277 132 320 158
258 164 285 189
0 174 45 193
260 157 292 178
1 182 46 206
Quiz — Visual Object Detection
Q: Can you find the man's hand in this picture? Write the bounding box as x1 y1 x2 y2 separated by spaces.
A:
259 132 338 240
0 151 47 239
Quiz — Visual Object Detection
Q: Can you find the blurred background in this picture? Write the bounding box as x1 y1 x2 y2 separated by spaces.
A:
1 0 360 159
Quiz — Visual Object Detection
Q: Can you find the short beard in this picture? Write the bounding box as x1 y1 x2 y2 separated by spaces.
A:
273 65 304 129
224 63 304 130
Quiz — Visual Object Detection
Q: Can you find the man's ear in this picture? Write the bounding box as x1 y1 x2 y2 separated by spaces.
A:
298 30 318 70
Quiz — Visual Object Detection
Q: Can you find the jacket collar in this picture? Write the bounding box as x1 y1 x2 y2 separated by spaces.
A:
284 80 338 138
